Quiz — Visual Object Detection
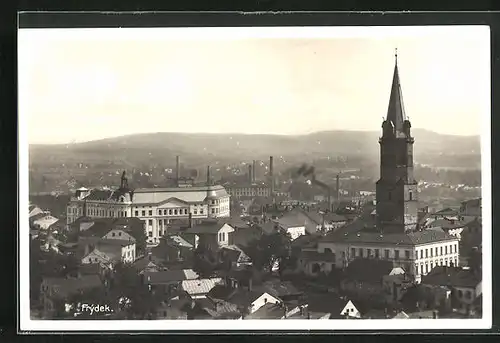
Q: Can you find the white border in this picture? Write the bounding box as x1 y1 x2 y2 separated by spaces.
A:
18 25 492 332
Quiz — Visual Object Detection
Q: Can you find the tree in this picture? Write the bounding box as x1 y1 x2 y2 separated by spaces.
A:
246 232 291 273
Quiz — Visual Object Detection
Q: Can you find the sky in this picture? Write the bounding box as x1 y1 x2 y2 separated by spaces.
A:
18 26 490 144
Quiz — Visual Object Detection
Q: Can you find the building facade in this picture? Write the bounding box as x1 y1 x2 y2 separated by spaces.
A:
67 172 231 244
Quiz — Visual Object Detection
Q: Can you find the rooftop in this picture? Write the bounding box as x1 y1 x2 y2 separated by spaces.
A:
144 269 199 284
182 278 224 296
421 266 481 288
185 220 234 235
344 258 398 283
244 302 287 319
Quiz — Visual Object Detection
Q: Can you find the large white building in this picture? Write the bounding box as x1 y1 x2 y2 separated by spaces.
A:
67 172 231 244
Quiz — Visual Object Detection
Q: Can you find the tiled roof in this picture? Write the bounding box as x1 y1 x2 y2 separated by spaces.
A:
299 250 337 262
94 244 121 262
306 294 350 318
83 248 113 264
344 258 395 283
262 280 301 298
145 269 199 284
428 218 471 230
100 238 135 247
166 235 193 248
185 220 233 235
244 303 287 319
181 278 223 296
421 266 481 288
84 189 114 201
220 216 250 229
322 226 457 246
132 256 161 272
33 216 59 230
132 185 229 205
221 245 252 264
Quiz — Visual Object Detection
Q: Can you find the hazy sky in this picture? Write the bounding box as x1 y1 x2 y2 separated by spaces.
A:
18 26 490 144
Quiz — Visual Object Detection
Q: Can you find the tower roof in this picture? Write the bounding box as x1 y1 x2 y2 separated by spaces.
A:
386 50 407 133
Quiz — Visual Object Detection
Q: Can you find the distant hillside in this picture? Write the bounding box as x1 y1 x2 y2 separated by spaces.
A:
29 129 481 168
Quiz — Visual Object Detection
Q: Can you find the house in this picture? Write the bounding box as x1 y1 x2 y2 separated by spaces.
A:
151 235 194 267
340 258 402 304
306 293 361 319
273 216 306 240
81 248 114 270
296 250 338 276
144 269 199 296
219 245 252 268
426 217 478 240
184 220 235 251
430 208 460 220
79 237 136 264
208 282 282 315
132 254 162 275
382 267 413 305
39 275 103 318
460 198 481 217
421 266 482 315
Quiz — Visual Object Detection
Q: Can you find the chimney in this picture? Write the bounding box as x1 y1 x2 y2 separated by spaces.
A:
206 166 211 186
336 174 340 208
248 164 253 184
176 156 180 184
188 212 193 228
252 160 256 182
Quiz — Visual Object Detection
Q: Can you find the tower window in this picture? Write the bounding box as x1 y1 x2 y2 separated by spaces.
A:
409 191 413 201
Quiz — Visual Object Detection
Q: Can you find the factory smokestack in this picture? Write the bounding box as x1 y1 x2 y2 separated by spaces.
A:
176 155 180 183
252 160 256 183
269 156 274 195
336 174 340 211
248 164 253 184
206 165 211 186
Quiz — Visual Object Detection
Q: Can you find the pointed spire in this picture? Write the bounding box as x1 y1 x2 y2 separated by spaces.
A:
386 49 407 134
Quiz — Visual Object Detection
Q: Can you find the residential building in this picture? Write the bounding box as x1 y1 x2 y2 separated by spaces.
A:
306 293 361 319
460 198 482 217
183 220 235 251
420 266 482 315
143 269 199 295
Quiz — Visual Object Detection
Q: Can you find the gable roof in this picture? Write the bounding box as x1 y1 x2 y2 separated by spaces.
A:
185 220 233 235
306 294 351 318
244 302 288 319
433 207 459 216
132 185 228 205
182 278 223 296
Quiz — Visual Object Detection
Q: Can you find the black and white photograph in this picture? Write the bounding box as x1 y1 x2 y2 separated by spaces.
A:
18 24 491 331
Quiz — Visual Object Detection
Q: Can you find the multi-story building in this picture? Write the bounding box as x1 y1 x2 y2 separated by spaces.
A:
297 52 460 283
67 170 231 244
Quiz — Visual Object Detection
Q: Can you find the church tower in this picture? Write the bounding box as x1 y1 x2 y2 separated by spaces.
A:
376 50 419 233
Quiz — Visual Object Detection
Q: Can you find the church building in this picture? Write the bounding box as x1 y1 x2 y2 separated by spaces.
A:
297 51 460 282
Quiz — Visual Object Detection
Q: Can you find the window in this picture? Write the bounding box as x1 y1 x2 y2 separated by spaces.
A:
375 249 380 258
174 209 178 215
200 209 204 214
211 208 215 214
454 244 457 253
119 231 122 236
112 232 116 237
420 250 423 259
457 290 463 298
409 191 413 201
445 246 448 254
194 209 198 215
385 249 390 258
142 210 146 216
440 246 443 255
359 248 364 258
148 219 153 226
148 232 153 237
420 264 424 275
367 249 372 257
184 209 188 215
351 248 356 257
149 210 153 216
395 250 400 259
425 249 428 258
405 250 410 259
